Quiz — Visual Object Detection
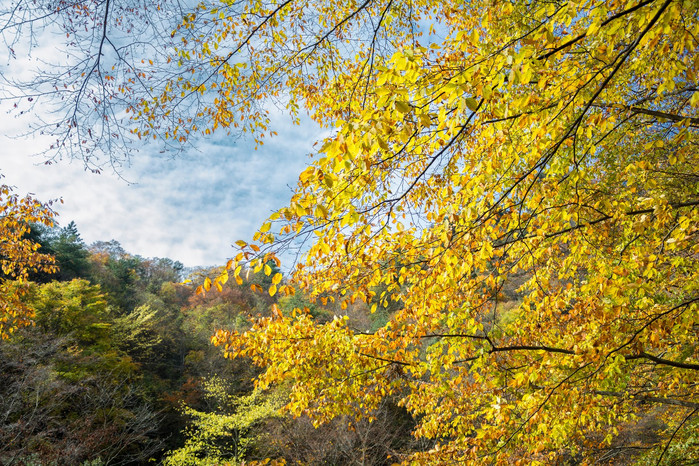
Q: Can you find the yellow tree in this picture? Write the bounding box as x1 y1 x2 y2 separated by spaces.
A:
0 182 58 338
193 0 699 463
6 0 699 462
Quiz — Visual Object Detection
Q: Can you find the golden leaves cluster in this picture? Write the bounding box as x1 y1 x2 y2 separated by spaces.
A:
0 183 58 338
186 0 699 462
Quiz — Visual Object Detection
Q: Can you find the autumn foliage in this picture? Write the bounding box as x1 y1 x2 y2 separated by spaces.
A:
3 0 699 462
0 183 57 338
192 0 699 463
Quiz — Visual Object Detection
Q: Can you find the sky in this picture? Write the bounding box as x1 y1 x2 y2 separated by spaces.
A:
1 110 322 267
0 3 332 268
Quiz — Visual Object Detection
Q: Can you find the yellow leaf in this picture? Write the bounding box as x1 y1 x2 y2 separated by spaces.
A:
465 97 479 111
395 100 411 113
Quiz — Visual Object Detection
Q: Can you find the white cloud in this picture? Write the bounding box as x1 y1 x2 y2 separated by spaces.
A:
0 12 328 268
1 109 323 267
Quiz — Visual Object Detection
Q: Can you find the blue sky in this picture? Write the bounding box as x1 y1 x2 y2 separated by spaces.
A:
0 1 329 268
1 109 322 267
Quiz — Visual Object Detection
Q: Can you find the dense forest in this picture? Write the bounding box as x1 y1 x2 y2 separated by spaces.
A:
0 220 420 465
0 217 695 464
2 0 698 464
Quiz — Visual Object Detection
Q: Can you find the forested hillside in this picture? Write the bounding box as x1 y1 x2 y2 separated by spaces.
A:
1 216 695 464
1 0 698 464
0 220 420 465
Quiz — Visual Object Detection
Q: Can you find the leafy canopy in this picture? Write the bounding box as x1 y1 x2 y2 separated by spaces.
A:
163 377 282 466
198 0 698 463
0 183 57 338
4 0 699 462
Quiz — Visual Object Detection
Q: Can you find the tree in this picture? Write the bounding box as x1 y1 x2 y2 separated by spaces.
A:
0 0 188 169
48 221 92 280
29 221 92 282
1 279 162 465
5 0 699 463
2 0 429 166
0 181 57 338
29 278 113 346
205 1 698 463
163 377 282 466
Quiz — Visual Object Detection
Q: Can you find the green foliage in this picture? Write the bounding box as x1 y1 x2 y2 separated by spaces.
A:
50 222 91 280
27 279 112 347
163 377 282 466
112 304 164 361
277 292 325 320
87 241 183 313
637 413 699 466
0 307 159 464
88 243 147 312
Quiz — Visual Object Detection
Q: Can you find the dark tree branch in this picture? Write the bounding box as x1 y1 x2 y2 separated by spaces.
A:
629 106 699 125
627 352 699 371
594 391 699 409
537 0 658 61
657 407 698 465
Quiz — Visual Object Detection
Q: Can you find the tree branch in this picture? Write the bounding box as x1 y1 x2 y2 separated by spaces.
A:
594 391 699 409
629 106 699 125
537 0 658 61
627 352 699 371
